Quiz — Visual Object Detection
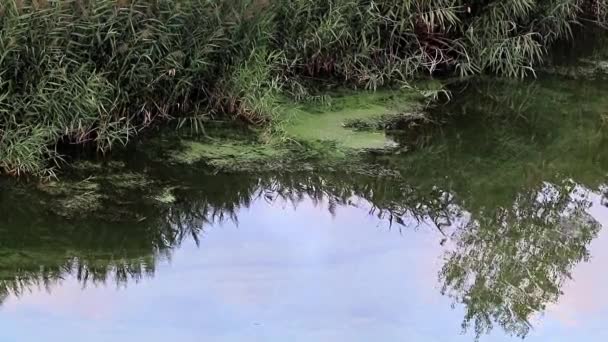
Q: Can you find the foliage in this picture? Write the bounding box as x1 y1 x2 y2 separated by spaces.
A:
0 0 265 175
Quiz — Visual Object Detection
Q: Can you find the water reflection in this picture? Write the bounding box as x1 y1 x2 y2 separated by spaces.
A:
441 181 600 339
1 76 608 340
1 173 605 340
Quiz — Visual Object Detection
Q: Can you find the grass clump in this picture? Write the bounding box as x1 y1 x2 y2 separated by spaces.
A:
1 0 607 176
0 0 272 176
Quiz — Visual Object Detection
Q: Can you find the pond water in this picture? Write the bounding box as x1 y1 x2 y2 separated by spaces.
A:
1 76 608 341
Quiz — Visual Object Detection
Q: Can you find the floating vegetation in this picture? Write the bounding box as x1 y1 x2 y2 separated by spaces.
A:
152 187 177 204
106 173 154 190
37 178 105 217
172 140 285 169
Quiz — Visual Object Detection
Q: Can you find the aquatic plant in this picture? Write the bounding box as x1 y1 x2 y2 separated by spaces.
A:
0 0 607 176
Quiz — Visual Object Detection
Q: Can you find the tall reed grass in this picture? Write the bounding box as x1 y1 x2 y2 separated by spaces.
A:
0 0 605 176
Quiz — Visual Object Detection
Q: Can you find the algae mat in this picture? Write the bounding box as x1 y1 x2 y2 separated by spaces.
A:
156 90 425 171
284 104 391 149
282 90 420 150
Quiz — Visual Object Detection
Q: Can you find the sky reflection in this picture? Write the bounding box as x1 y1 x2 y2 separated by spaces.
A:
0 194 607 342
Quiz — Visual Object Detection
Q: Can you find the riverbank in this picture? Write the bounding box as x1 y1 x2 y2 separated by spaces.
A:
1 0 606 176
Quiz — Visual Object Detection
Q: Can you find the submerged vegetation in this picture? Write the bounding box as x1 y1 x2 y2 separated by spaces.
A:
1 0 608 175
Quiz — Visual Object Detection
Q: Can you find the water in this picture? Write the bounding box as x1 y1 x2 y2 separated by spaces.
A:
2 76 608 341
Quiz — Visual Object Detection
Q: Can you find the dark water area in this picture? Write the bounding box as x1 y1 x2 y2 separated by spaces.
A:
1 76 608 341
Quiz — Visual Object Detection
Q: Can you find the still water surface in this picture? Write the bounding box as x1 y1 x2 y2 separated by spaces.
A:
1 77 608 341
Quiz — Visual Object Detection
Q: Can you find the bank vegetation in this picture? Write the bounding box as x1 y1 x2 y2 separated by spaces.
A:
0 0 607 176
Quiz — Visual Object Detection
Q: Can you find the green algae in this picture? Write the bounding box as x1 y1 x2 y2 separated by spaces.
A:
173 141 279 164
106 172 153 190
283 104 391 149
72 160 104 172
2 88 429 219
162 88 426 173
152 187 177 204
171 140 286 171
37 178 105 217
35 161 176 219
543 58 608 79
280 89 422 150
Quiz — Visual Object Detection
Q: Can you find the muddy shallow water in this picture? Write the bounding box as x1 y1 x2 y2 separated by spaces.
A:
1 76 608 341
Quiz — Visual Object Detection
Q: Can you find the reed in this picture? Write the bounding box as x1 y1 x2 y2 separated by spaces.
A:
0 0 605 176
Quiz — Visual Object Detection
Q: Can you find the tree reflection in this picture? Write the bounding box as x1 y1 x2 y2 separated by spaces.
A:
0 171 459 304
440 181 600 339
151 171 603 340
0 178 165 303
1 75 607 339
0 169 605 339
418 77 608 339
